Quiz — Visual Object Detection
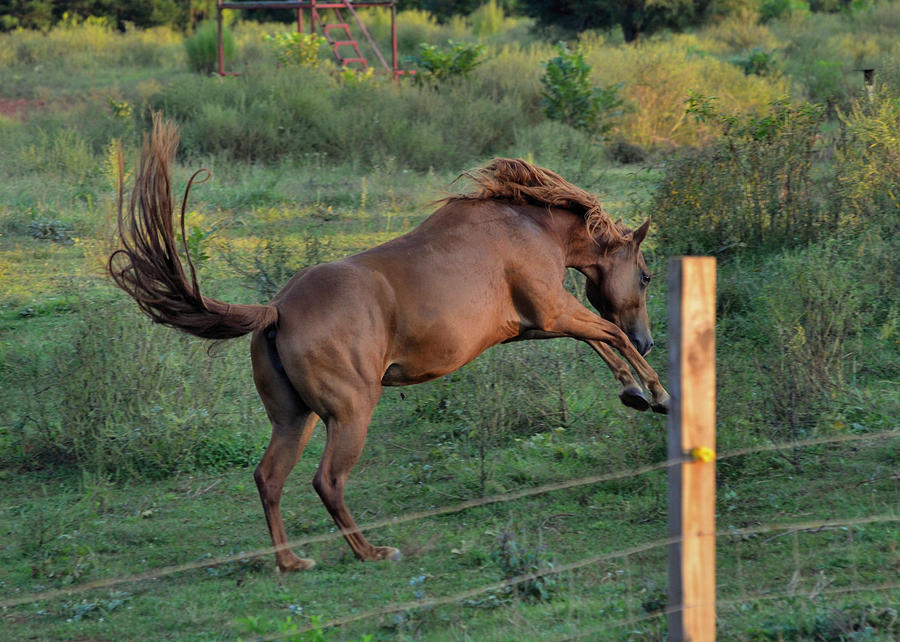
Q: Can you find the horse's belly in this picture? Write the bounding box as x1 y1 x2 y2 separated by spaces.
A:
381 363 445 386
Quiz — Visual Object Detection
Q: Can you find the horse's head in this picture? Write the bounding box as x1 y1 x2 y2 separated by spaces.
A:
585 218 655 356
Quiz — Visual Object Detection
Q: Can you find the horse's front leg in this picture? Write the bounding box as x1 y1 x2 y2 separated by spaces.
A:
584 339 652 412
545 303 670 414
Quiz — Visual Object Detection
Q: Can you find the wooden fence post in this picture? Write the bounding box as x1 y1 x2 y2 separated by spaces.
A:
667 257 717 641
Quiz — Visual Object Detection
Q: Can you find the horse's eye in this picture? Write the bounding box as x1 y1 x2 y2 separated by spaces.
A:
641 272 651 286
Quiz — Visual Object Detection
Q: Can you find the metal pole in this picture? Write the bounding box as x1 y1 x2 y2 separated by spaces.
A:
217 0 225 75
391 2 397 78
667 256 717 642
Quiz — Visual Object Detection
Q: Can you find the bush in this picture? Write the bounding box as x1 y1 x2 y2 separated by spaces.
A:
263 32 327 68
652 96 826 254
149 67 525 170
1 295 264 479
585 39 790 148
185 20 234 74
760 241 865 452
540 43 624 139
411 40 487 81
491 527 557 602
833 86 900 241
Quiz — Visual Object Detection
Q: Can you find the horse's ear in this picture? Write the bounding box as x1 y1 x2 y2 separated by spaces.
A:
633 217 651 246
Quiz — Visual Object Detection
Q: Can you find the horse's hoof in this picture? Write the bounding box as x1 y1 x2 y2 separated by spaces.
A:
651 392 671 415
369 546 402 562
277 556 316 573
620 386 650 411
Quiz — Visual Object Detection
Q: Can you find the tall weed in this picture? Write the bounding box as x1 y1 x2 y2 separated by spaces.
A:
584 39 789 148
186 20 234 74
149 68 526 169
0 18 182 69
652 97 826 254
760 242 865 455
2 295 264 479
833 87 900 239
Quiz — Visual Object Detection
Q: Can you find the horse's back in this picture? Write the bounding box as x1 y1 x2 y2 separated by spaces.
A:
270 198 565 390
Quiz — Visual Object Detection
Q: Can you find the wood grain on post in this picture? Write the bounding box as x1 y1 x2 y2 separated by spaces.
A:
667 257 716 641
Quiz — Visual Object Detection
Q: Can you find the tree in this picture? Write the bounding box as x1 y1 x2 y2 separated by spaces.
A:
0 0 54 30
518 0 712 42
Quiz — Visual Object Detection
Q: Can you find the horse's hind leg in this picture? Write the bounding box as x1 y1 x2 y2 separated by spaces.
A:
313 391 401 562
255 413 318 572
252 332 318 572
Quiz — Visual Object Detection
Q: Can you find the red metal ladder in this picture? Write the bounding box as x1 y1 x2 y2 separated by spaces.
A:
316 5 367 69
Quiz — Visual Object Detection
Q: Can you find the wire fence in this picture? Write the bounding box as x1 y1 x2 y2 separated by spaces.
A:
2 428 898 637
274 513 899 639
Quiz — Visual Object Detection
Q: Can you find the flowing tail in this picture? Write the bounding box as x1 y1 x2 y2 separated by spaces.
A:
108 115 278 340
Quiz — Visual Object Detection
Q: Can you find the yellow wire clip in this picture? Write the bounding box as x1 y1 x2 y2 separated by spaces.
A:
690 446 716 463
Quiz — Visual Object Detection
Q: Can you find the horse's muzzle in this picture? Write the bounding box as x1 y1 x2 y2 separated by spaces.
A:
628 333 654 357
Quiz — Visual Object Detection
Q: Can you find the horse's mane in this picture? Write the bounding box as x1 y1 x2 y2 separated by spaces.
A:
450 158 625 246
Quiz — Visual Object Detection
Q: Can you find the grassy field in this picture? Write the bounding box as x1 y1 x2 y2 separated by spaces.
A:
1 5 899 640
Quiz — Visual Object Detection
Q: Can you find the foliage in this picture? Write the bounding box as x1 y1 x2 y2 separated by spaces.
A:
0 0 203 31
730 47 779 76
185 20 233 74
585 38 790 148
217 232 331 302
518 0 713 42
761 242 865 454
540 43 624 139
1 0 53 31
263 32 327 68
1 296 263 479
470 0 506 36
148 66 524 169
397 0 483 21
759 0 811 22
653 95 826 254
337 65 376 86
833 87 900 241
27 219 74 243
0 13 898 639
491 528 558 602
411 39 486 81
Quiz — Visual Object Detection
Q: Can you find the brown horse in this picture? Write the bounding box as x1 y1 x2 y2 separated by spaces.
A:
109 117 669 571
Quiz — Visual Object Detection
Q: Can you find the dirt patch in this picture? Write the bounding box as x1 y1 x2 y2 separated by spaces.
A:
0 98 46 120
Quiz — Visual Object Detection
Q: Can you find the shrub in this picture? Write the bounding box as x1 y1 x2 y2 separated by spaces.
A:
540 43 624 139
149 67 524 170
411 40 487 81
759 0 810 23
585 39 790 148
760 241 864 456
833 86 900 240
1 295 263 479
470 0 505 37
185 20 234 74
730 47 779 76
652 95 826 254
263 32 327 68
491 527 557 602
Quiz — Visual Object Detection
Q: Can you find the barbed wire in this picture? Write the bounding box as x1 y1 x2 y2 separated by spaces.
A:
281 513 899 637
1 429 897 611
560 580 900 641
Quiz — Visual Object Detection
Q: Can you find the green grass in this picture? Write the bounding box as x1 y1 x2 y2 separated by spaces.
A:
1 429 897 639
1 10 899 641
